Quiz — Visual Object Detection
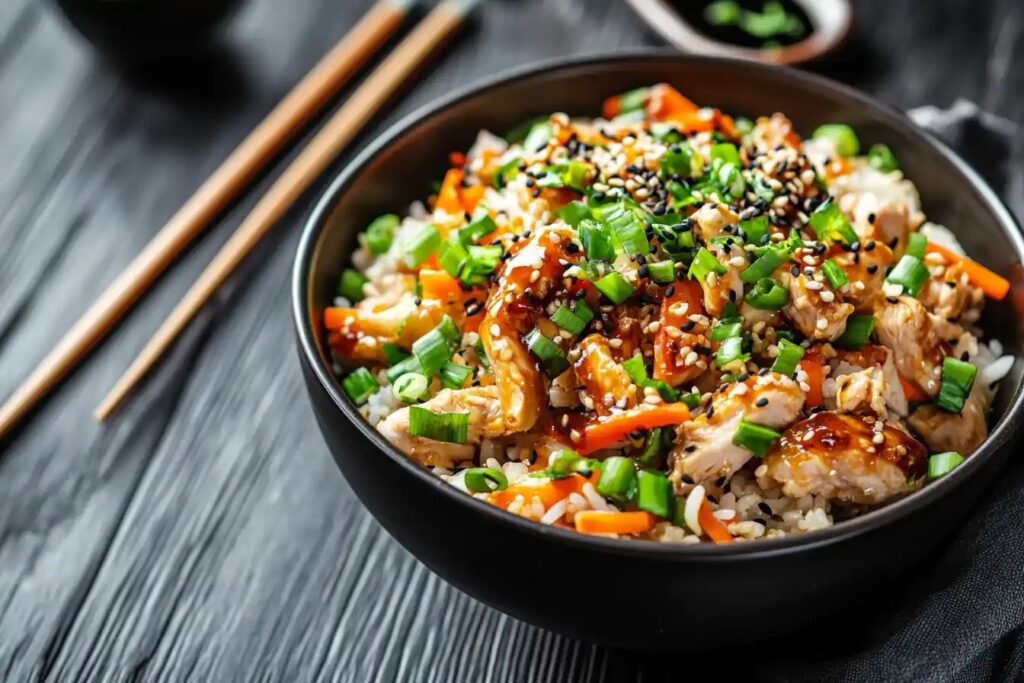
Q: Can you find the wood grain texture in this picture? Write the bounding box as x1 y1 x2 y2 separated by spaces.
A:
0 0 1021 681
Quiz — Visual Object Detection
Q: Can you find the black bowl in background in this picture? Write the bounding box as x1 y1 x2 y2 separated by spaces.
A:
292 53 1024 651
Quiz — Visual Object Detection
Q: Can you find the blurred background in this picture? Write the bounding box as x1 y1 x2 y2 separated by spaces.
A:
0 0 1022 680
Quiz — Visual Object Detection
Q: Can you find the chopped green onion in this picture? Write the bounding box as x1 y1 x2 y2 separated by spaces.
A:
821 259 849 289
616 87 649 115
596 456 637 503
710 142 741 166
550 301 593 335
337 268 369 302
739 215 769 245
386 355 421 384
622 354 679 402
680 391 701 410
906 232 928 260
400 223 441 267
461 245 503 285
392 372 429 403
937 357 977 413
705 0 741 25
579 219 616 261
597 202 648 254
524 328 570 378
365 214 400 255
437 314 461 347
557 201 592 228
886 254 930 296
440 363 473 390
475 338 490 371
812 124 860 157
464 467 508 492
647 260 677 284
868 143 899 173
775 328 798 343
547 449 582 479
523 121 552 153
342 367 379 405
493 157 521 189
595 272 635 304
732 419 781 458
637 427 673 469
715 336 749 368
927 452 965 481
409 407 469 443
710 319 743 341
809 199 859 245
382 342 410 366
770 338 805 376
661 143 693 177
413 329 453 377
651 122 684 143
715 162 746 198
438 237 469 278
688 247 727 282
745 278 789 310
456 214 496 245
636 470 672 518
835 314 876 350
741 248 789 284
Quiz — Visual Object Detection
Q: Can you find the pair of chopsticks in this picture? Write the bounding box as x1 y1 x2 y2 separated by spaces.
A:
0 0 477 437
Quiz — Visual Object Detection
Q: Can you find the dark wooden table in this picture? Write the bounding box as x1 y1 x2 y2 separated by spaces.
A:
1 1 1022 680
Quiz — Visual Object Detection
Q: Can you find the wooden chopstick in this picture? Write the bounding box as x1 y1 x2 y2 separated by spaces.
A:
0 0 412 440
95 0 474 421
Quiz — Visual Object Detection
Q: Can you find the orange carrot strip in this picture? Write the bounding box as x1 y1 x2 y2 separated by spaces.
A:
574 510 655 535
324 307 358 331
448 151 467 167
800 358 824 407
419 269 461 302
435 168 464 214
580 403 691 455
698 500 734 544
926 242 1010 301
460 184 486 213
492 472 597 510
646 83 699 120
897 371 928 403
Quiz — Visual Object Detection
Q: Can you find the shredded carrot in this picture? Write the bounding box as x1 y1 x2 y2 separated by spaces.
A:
800 358 824 407
698 500 734 544
827 157 852 178
460 184 486 212
448 151 466 167
575 510 655 535
435 168 464 214
897 371 928 403
492 472 597 510
654 280 704 383
324 307 358 331
646 83 699 120
580 403 691 455
419 269 461 302
926 242 1010 301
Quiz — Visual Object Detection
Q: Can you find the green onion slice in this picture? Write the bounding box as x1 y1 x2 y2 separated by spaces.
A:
636 470 672 518
386 355 422 384
524 328 570 378
493 157 521 189
382 342 410 367
392 372 429 403
647 260 677 284
710 319 743 341
886 254 930 297
809 199 859 245
579 219 616 261
732 419 781 458
409 406 469 443
770 338 805 376
546 449 582 479
400 223 441 268
739 215 769 245
661 143 693 177
342 367 379 405
523 121 552 153
822 259 849 289
365 214 400 255
440 363 473 390
464 467 509 492
741 245 790 284
927 452 964 481
637 427 673 469
597 202 648 255
550 300 594 336
337 268 369 302
906 232 928 260
688 247 728 282
937 356 977 413
594 272 635 304
622 354 679 402
596 456 637 503
835 314 876 350
715 336 750 369
745 277 789 310
868 143 899 173
812 124 860 157
557 201 592 228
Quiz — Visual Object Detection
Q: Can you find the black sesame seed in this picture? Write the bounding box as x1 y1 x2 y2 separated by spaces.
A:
758 502 773 515
566 243 580 254
756 397 769 407
961 351 969 361
888 236 899 249
681 320 697 331
868 212 876 224
638 266 650 278
946 280 957 289
886 296 899 304
865 240 876 251
867 264 879 274
413 297 422 306
665 285 675 297
575 289 587 300
682 472 696 481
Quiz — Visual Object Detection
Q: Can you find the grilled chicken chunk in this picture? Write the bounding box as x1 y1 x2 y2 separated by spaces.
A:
908 382 988 455
875 296 946 397
379 386 505 469
758 412 927 505
783 271 854 342
696 241 744 318
574 334 637 415
671 373 804 486
834 367 888 416
693 202 740 241
829 242 894 313
829 345 908 417
653 282 710 387
918 260 984 329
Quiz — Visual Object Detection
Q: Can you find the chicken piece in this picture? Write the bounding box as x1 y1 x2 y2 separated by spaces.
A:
653 281 710 387
875 297 946 397
830 345 908 417
918 260 984 329
331 293 445 363
868 203 912 255
831 166 922 252
574 334 637 415
783 270 854 342
758 412 927 505
828 242 894 313
480 223 578 434
696 241 744 317
908 382 989 455
379 386 505 469
834 367 887 417
692 202 740 241
670 373 804 486
751 113 801 151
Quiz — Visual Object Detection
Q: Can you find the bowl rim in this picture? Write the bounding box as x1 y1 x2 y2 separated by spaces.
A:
293 49 1024 560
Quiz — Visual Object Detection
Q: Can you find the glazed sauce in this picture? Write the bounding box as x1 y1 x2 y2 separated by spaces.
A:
666 0 812 50
779 412 927 477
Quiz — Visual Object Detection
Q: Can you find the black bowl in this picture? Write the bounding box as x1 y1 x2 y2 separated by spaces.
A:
292 53 1024 651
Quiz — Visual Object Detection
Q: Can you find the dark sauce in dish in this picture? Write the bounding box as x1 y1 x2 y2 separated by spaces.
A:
665 0 813 50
